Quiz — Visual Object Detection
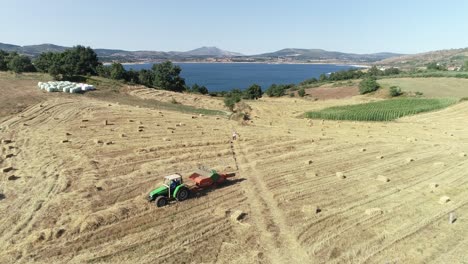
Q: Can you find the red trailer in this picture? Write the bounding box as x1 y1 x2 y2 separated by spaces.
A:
188 169 235 188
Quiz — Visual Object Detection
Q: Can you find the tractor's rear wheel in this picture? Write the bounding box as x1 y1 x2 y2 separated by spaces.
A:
176 187 190 201
155 196 168 207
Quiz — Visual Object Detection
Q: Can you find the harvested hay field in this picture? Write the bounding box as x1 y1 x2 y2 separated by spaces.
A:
1 76 468 263
303 86 359 100
378 77 468 98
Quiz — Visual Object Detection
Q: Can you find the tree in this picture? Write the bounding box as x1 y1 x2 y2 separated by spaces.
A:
110 62 126 80
138 69 154 87
464 61 468 71
152 61 186 92
367 66 382 76
319 74 328 82
34 52 56 73
190 83 208 94
243 84 262 99
298 88 306 97
0 50 9 71
7 54 35 73
359 77 380 94
427 62 446 71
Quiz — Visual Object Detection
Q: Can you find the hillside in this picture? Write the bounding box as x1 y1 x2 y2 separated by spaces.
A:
0 42 402 63
253 48 402 63
376 48 468 68
1 73 468 263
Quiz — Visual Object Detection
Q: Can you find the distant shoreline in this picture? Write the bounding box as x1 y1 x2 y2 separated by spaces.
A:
105 61 370 68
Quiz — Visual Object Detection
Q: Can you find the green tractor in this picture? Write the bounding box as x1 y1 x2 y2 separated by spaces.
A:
147 174 190 207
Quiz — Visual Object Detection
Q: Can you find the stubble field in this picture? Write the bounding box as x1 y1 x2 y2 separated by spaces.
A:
1 75 468 263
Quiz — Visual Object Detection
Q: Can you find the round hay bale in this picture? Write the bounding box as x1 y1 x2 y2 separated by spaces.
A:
305 160 313 165
376 155 384 159
459 153 467 157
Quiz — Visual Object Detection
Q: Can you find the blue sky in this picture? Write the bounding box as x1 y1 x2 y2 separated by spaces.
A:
1 0 467 55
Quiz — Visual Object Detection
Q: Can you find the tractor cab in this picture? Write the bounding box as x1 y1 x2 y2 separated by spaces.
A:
163 174 183 194
148 173 190 207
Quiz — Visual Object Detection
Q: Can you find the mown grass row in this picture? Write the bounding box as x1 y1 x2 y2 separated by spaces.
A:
305 98 458 121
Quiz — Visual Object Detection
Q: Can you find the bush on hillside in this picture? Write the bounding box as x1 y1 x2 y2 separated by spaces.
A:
389 86 402 97
298 88 306 97
359 78 380 94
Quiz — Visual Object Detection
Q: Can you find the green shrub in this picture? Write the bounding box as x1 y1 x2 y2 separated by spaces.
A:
389 86 402 97
289 92 295 97
298 88 305 97
359 78 380 94
224 93 241 111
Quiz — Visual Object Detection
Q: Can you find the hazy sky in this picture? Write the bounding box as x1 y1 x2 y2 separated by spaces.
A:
1 0 467 55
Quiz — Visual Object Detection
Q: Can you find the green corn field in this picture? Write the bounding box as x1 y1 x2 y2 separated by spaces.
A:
305 98 458 121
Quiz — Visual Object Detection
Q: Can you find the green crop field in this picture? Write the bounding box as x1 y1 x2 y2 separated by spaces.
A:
305 98 458 121
378 78 468 98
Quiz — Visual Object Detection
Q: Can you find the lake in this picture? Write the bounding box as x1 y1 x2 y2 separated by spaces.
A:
123 63 358 92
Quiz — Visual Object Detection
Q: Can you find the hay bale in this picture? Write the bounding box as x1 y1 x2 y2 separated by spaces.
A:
103 120 108 126
65 132 71 136
120 134 126 138
365 208 383 216
230 210 247 222
105 141 113 145
439 196 451 204
79 125 87 128
305 160 313 165
459 153 467 157
376 175 390 183
360 148 366 152
429 183 439 189
2 166 13 173
7 175 19 181
191 116 197 119
81 119 89 122
307 171 318 177
61 139 69 143
336 172 346 179
406 158 415 163
301 205 321 214
94 139 103 144
376 155 384 159
1 139 12 144
128 119 135 123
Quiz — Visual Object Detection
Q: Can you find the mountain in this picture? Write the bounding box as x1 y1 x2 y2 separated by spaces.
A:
0 42 402 63
375 48 468 67
181 46 243 57
254 48 403 63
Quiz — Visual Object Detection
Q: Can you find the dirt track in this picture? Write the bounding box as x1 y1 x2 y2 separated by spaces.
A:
1 82 468 263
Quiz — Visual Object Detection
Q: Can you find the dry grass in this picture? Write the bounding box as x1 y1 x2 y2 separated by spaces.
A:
1 75 468 263
378 78 468 98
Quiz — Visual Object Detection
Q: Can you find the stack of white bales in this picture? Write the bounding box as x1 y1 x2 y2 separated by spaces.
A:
37 81 95 93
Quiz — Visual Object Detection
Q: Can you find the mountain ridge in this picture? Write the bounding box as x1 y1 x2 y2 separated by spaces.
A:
0 42 403 63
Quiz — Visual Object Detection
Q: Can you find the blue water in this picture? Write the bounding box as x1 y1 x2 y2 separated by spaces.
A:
124 63 357 92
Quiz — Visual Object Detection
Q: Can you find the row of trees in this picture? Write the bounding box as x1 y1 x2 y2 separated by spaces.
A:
96 61 209 94
223 84 263 110
1 46 207 94
0 51 36 73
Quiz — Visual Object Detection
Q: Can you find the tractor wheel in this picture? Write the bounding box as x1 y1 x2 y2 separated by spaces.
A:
155 196 168 207
176 187 190 201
